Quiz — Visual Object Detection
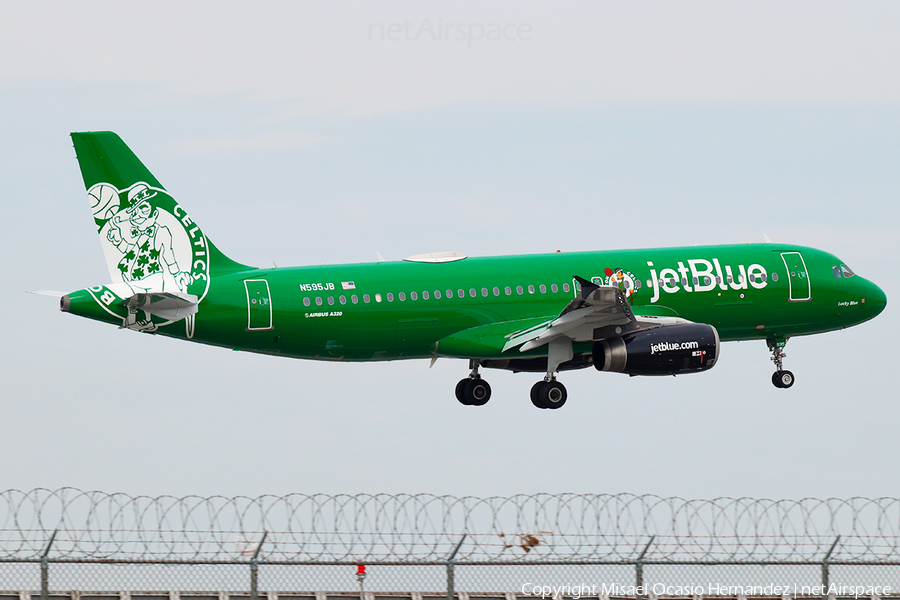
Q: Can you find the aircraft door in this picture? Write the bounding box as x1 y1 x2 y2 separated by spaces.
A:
780 252 810 302
244 279 273 330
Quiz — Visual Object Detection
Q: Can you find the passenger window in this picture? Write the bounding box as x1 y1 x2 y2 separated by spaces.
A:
540 284 547 293
692 277 698 286
563 283 570 293
624 280 631 290
516 285 524 295
446 289 453 298
493 287 500 296
505 286 512 295
458 289 464 298
303 297 311 307
399 292 406 301
363 294 370 303
435 290 441 299
386 293 393 302
328 296 335 305
423 291 429 300
374 294 381 303
481 287 488 297
528 285 535 294
634 280 641 290
771 273 778 282
315 297 323 306
351 295 359 304
551 284 558 293
469 288 476 298
411 291 418 300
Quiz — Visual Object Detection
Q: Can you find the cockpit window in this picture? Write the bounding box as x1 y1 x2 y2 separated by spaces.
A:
833 264 856 278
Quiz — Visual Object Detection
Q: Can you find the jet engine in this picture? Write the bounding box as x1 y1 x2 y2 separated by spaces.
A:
593 323 719 376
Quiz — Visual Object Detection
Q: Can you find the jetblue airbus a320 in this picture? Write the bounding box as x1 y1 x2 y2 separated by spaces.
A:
58 132 887 408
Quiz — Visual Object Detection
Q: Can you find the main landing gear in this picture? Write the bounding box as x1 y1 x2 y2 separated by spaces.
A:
767 336 795 389
454 360 569 409
530 377 567 409
455 360 492 406
530 337 570 408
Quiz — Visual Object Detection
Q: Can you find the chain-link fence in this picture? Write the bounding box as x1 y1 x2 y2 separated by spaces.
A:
2 490 900 598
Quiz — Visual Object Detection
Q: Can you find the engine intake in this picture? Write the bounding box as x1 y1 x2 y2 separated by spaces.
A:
593 323 719 376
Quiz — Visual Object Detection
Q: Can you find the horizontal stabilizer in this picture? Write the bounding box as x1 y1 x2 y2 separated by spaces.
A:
27 290 67 298
120 291 198 323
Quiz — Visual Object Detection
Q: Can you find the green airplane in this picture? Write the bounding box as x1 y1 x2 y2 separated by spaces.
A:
59 132 887 409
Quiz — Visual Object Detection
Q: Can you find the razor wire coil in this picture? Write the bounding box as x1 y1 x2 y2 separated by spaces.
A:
1 489 899 563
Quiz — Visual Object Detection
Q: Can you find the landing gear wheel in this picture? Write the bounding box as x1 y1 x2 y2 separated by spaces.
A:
455 379 471 404
467 379 492 406
772 370 794 389
539 380 567 409
456 378 491 406
530 381 545 409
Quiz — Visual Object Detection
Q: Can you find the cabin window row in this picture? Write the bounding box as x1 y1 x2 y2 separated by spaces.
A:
636 273 775 288
299 271 783 307
301 282 573 307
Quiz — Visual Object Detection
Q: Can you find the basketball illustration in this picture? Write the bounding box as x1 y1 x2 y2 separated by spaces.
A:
88 183 120 220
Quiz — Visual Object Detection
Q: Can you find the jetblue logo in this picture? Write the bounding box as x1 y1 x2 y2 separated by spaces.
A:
647 259 768 304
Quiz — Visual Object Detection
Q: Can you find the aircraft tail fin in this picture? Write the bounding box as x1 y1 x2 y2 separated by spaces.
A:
71 131 254 292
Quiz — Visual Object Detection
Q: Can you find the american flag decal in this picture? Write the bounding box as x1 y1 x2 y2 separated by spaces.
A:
341 281 356 290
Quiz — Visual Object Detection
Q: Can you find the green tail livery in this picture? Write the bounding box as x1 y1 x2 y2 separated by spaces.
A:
59 132 887 409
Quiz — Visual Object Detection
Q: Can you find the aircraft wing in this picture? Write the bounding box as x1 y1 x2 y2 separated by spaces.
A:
503 276 682 353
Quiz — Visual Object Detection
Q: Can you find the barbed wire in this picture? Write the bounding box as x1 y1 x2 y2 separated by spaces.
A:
1 489 899 563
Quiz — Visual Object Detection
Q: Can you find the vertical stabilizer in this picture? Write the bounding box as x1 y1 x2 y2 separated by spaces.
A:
71 132 254 299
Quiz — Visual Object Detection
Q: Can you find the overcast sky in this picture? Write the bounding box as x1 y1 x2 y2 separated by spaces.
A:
1 1 898 501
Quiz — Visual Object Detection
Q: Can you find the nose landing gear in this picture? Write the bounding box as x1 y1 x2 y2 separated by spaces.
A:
767 336 794 388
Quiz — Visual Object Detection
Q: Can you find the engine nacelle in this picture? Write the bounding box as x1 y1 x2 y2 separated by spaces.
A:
593 323 719 376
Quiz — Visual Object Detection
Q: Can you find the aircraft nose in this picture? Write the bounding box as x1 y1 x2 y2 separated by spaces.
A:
861 279 887 319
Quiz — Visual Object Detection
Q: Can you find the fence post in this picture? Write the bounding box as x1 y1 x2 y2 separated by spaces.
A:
446 534 467 600
250 531 268 600
40 530 57 600
822 536 840 600
635 536 655 599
